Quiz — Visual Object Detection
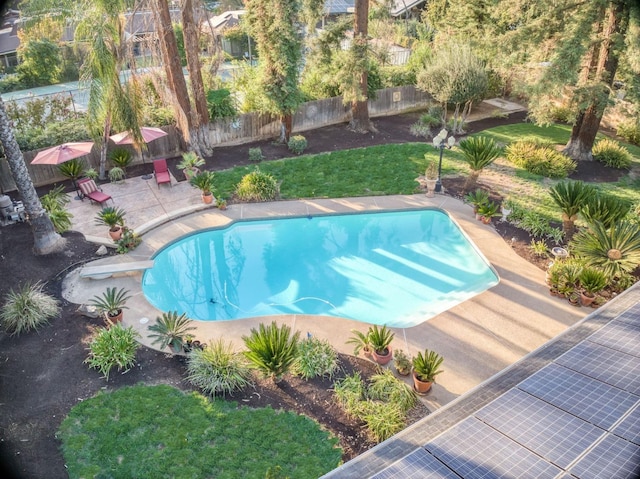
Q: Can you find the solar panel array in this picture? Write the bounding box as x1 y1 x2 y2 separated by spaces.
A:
371 302 640 478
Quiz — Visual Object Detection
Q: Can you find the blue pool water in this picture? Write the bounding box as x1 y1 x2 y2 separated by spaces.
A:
142 209 499 328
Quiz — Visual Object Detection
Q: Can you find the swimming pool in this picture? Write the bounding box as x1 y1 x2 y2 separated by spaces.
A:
142 209 499 328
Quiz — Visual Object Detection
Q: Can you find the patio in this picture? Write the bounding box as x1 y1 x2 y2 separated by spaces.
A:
62 173 588 411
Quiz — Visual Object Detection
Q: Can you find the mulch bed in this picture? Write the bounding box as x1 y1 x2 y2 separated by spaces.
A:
1 109 622 479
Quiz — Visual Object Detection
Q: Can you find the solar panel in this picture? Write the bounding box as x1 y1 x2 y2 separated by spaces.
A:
586 320 640 358
425 417 562 478
612 404 640 446
570 434 640 479
518 363 640 430
615 303 640 325
371 448 460 479
475 388 604 469
556 341 640 395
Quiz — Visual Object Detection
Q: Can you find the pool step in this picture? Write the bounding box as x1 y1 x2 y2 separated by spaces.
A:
80 260 155 279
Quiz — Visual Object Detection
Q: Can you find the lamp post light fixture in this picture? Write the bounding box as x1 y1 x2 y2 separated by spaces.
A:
432 128 456 192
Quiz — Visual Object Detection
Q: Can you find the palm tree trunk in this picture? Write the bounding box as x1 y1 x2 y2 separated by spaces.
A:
348 0 372 133
0 98 65 255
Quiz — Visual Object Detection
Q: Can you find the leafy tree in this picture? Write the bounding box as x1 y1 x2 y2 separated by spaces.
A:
16 38 62 87
416 41 488 134
0 97 65 255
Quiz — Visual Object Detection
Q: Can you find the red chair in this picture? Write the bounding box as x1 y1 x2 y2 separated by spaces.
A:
77 178 113 205
153 159 172 188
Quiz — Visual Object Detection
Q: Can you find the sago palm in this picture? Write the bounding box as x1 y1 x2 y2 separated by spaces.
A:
549 181 595 239
571 221 640 278
458 136 503 192
580 193 631 230
242 321 300 382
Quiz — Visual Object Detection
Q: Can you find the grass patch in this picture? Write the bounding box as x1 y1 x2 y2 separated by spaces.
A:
58 385 342 479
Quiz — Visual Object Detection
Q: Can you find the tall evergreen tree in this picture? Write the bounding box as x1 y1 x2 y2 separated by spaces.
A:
348 0 373 132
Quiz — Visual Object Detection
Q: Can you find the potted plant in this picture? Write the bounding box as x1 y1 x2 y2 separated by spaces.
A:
177 151 205 181
464 189 490 216
346 328 373 358
89 287 131 325
95 206 126 241
189 170 216 204
393 349 412 376
217 198 227 210
147 311 196 354
424 160 438 197
579 267 608 306
369 324 395 365
476 200 501 224
412 349 444 394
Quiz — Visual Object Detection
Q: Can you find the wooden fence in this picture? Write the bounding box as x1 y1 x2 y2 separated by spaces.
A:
0 86 430 191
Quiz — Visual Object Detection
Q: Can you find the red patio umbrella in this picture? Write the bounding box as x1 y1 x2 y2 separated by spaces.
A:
30 142 95 165
109 127 168 145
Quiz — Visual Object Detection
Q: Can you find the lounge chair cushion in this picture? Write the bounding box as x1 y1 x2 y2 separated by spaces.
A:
78 179 112 204
154 159 171 187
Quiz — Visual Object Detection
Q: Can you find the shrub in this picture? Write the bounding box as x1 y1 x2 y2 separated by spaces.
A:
616 120 640 146
409 113 442 138
581 193 632 229
333 372 365 411
549 180 595 238
206 88 237 120
458 136 503 191
292 336 339 380
85 324 139 380
108 167 125 183
367 369 417 412
248 147 264 162
108 147 133 171
548 105 575 124
357 400 406 442
506 138 576 178
57 158 85 181
1 282 60 336
287 135 307 155
115 228 141 254
236 168 278 202
529 239 549 257
40 185 72 233
242 321 300 382
148 311 196 353
592 138 632 169
187 339 253 396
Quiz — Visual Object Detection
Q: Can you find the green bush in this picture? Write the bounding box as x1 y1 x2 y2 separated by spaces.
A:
14 117 89 151
367 369 417 412
236 168 278 202
505 138 576 178
356 400 406 442
0 73 26 93
242 321 300 382
41 185 72 233
187 339 253 397
616 120 640 146
248 147 264 162
115 228 141 254
292 336 339 380
592 138 632 169
206 88 237 120
410 113 443 138
109 167 125 183
288 135 307 155
85 324 139 380
581 193 632 229
108 147 133 171
1 282 60 336
548 105 575 124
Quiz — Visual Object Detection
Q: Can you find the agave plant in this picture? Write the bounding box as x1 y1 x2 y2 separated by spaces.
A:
147 311 196 353
580 194 632 229
571 221 640 278
458 136 503 192
549 181 595 239
242 321 300 382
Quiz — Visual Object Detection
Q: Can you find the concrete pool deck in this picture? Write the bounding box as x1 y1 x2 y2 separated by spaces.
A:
62 175 589 410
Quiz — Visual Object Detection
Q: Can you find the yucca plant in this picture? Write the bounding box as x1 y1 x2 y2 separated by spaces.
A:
458 136 503 191
1 282 60 336
186 339 253 397
292 336 339 380
571 221 640 278
147 311 196 354
85 324 139 380
579 267 609 298
242 321 300 382
549 181 595 239
580 194 632 230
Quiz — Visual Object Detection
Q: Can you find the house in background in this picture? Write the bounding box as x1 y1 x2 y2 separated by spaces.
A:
0 10 20 71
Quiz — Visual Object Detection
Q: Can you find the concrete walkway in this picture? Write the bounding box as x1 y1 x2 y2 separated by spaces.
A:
62 176 588 410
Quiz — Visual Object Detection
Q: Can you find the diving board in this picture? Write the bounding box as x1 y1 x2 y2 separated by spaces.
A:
80 260 154 279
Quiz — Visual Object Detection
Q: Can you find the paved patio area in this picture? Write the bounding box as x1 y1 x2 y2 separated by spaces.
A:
62 174 588 411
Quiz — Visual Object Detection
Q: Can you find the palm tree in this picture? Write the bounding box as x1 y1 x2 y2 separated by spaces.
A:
0 98 65 254
75 0 142 180
458 136 503 192
549 181 595 239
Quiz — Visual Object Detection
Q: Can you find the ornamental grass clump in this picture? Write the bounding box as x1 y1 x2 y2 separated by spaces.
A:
592 138 632 169
242 321 300 382
505 138 576 178
292 336 339 380
186 339 253 397
85 324 139 380
287 135 307 155
1 282 60 336
236 168 278 202
40 185 72 233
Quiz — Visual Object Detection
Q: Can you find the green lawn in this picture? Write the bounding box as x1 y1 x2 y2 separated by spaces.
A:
57 385 342 479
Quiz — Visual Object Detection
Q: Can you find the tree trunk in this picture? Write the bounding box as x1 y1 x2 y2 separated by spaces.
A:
152 0 194 150
348 0 371 133
99 113 111 180
563 1 624 161
0 98 65 255
278 114 294 143
182 0 214 156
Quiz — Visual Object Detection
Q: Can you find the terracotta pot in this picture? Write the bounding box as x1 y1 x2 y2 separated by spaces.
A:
580 292 595 307
395 366 410 377
362 347 373 360
202 192 214 204
372 346 393 365
104 309 123 326
412 371 433 394
108 226 123 241
481 216 492 225
475 213 483 221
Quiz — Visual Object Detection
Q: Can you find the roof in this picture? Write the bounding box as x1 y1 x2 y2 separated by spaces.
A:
323 284 640 478
389 0 426 17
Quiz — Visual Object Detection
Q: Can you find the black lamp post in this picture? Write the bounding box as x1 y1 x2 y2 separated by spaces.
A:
432 128 456 192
